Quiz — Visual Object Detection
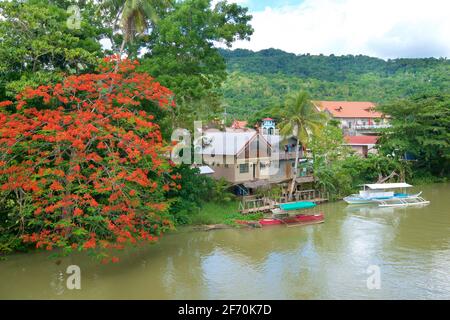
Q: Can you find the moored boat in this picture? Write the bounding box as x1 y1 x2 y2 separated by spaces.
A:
343 183 430 207
374 196 430 207
259 213 325 226
271 201 317 215
259 200 324 227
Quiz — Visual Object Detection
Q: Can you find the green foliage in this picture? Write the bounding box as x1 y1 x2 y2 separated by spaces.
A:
273 91 327 197
138 0 253 128
253 185 283 199
277 91 328 145
210 178 235 203
223 211 264 226
314 154 408 199
187 201 262 226
0 199 30 254
165 168 235 225
247 104 282 127
220 49 450 119
377 93 450 177
310 125 357 198
185 200 241 225
166 165 215 224
221 48 449 81
0 0 107 100
104 0 170 41
98 0 173 55
310 122 352 165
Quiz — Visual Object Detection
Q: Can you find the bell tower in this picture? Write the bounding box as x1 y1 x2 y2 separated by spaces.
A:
261 118 275 135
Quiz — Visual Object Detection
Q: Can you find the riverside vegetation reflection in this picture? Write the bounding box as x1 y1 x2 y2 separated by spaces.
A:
0 183 449 299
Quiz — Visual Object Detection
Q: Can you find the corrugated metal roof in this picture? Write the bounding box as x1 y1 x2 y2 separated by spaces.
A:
200 131 257 155
198 166 214 174
364 183 412 189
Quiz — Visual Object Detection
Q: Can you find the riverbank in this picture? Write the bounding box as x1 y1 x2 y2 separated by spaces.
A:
2 182 448 299
186 200 263 227
184 179 446 229
184 198 324 230
2 181 444 257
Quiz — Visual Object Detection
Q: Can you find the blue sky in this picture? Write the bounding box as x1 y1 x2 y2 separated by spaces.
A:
223 0 450 59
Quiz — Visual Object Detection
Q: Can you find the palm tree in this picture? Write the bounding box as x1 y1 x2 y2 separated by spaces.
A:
278 91 328 200
102 0 172 55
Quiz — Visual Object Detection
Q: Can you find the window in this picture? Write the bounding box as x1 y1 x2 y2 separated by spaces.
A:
239 163 249 173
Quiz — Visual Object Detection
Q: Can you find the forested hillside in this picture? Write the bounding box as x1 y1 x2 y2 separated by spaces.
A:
220 48 450 119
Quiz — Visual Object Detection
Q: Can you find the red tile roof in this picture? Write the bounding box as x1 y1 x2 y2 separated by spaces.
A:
262 117 274 121
344 135 379 145
231 120 248 129
314 101 382 118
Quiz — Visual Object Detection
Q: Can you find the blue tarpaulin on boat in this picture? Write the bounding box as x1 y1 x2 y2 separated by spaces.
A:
279 201 316 211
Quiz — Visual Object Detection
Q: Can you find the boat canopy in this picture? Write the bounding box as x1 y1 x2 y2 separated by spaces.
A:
364 183 412 190
279 201 316 211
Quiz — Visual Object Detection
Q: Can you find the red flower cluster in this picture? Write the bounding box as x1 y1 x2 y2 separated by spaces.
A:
0 58 179 262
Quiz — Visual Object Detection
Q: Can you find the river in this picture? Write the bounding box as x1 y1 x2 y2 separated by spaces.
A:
1 183 449 299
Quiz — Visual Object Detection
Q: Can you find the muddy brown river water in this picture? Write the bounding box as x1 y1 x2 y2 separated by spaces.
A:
1 183 449 299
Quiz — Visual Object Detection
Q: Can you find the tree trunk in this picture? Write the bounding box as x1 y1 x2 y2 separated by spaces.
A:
114 38 127 73
119 38 126 57
288 139 301 200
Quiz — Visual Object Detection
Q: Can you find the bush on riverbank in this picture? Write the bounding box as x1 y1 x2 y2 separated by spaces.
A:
314 154 409 200
166 171 240 225
188 201 239 225
377 93 450 179
186 200 263 226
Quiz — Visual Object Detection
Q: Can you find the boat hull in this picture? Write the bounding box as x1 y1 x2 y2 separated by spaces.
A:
343 192 424 205
259 213 325 226
271 201 317 215
375 196 430 207
343 197 374 204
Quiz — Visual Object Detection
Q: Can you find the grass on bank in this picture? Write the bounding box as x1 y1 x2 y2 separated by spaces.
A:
188 200 263 225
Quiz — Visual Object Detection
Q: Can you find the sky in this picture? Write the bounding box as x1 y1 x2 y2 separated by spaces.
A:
220 0 450 59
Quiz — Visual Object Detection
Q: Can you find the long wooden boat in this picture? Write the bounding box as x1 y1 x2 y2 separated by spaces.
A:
234 201 324 228
259 213 324 227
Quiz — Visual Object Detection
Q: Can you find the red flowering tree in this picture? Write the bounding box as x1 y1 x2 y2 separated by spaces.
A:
0 56 180 262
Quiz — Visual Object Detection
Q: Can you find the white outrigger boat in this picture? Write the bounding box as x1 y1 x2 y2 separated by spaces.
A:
343 183 430 207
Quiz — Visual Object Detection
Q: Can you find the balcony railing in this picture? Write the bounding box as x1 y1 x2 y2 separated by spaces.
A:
354 124 390 130
277 152 298 160
295 175 315 183
275 151 313 160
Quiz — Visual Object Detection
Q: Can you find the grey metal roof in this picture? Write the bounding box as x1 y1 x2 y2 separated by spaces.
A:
200 131 257 155
198 166 215 174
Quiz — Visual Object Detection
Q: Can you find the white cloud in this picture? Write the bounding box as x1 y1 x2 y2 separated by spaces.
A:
232 0 450 58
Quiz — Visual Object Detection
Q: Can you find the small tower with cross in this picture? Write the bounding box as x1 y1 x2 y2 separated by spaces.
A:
261 118 275 135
